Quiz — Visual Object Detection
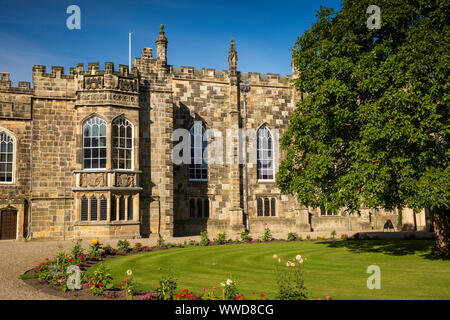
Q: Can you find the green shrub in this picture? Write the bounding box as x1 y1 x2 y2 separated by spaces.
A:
287 232 297 241
117 240 130 253
200 231 210 246
240 230 252 242
274 255 307 300
89 263 114 295
103 244 115 255
157 234 166 247
156 274 178 300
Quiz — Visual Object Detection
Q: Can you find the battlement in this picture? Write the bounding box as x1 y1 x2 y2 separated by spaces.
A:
240 72 291 85
0 72 33 94
171 66 228 81
33 63 139 79
169 65 291 86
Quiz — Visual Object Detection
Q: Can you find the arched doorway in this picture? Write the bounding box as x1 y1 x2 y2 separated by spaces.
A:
0 208 17 240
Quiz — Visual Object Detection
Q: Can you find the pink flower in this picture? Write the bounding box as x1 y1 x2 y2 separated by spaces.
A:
326 296 331 300
262 222 267 227
317 298 321 300
202 288 205 291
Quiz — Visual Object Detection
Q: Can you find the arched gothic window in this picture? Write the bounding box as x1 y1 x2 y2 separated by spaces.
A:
83 117 107 169
112 117 133 170
0 132 14 183
257 126 274 181
189 123 208 181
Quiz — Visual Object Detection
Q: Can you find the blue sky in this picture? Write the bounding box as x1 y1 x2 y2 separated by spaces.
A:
0 0 342 84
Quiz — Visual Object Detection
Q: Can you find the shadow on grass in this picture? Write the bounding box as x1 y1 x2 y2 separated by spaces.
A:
317 239 445 260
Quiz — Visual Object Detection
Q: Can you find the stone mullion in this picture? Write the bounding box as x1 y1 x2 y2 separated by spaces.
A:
133 194 139 222
106 123 112 170
124 195 129 220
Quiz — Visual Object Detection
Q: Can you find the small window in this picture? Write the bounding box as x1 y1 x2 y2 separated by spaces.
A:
111 195 117 221
271 198 276 216
127 196 133 220
189 199 195 218
81 196 88 221
257 198 263 216
204 199 210 218
119 196 125 220
264 198 270 217
90 196 98 221
256 196 277 217
100 196 107 221
197 198 203 218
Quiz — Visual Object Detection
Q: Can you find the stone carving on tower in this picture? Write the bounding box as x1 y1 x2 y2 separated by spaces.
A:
228 39 237 76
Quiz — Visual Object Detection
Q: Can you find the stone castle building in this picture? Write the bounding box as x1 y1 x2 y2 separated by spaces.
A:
0 26 427 240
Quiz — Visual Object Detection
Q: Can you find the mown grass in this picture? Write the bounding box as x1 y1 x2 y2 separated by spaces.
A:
89 240 450 300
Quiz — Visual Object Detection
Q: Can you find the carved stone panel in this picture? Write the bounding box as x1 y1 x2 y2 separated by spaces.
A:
80 172 106 188
115 173 135 187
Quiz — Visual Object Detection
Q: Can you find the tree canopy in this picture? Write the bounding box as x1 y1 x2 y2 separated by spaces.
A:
277 0 449 215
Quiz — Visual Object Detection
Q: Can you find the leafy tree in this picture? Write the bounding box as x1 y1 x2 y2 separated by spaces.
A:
278 0 449 257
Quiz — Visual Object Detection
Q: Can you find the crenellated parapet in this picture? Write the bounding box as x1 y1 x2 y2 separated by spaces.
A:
240 72 292 87
73 62 140 108
0 72 32 120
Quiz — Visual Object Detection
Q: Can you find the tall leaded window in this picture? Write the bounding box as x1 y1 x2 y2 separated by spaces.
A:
0 132 14 183
100 196 107 221
127 196 133 220
81 196 88 221
257 126 274 181
83 117 107 169
111 195 117 221
189 123 208 181
90 196 98 221
112 117 133 170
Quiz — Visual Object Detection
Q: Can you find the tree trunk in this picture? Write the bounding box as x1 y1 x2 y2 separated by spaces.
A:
430 208 450 258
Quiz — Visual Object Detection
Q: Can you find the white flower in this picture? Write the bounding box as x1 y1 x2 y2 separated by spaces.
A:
290 262 295 267
226 279 233 286
278 258 281 263
286 261 291 267
220 283 225 287
126 269 133 276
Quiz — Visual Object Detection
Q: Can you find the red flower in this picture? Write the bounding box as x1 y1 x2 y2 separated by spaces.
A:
186 294 191 298
122 280 127 283
98 282 103 287
252 292 255 295
175 294 179 298
183 289 189 293
45 258 49 261
260 293 264 298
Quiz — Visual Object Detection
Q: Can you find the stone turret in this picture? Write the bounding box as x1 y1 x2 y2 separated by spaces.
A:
228 38 237 76
156 24 168 67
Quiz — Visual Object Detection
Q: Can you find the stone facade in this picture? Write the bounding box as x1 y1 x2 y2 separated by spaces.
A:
0 26 428 240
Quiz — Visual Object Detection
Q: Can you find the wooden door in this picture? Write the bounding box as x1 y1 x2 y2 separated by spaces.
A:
0 210 17 240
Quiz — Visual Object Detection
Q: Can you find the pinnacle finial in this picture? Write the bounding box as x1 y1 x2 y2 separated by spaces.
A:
160 24 164 31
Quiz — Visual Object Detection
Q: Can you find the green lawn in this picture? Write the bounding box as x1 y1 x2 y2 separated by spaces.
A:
90 240 450 300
